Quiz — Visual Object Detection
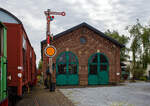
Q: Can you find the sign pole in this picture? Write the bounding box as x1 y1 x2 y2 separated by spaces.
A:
47 10 52 74
44 9 65 89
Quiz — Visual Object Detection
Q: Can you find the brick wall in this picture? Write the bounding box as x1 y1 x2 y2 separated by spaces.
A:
42 26 121 85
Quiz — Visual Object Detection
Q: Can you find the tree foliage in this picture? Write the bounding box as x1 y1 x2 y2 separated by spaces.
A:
38 59 43 70
105 19 150 80
127 19 150 79
127 19 150 69
105 30 130 62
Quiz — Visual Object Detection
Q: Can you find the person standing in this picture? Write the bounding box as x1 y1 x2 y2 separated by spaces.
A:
44 66 51 89
50 63 56 92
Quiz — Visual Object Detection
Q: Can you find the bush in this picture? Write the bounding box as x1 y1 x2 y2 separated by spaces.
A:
122 74 129 80
133 68 145 80
139 76 147 81
129 80 136 83
120 79 125 83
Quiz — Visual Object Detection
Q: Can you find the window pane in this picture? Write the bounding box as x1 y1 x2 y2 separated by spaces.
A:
57 53 66 63
80 36 86 44
89 64 97 74
68 53 77 63
68 64 77 74
100 64 107 71
58 64 66 74
90 54 98 63
100 54 107 63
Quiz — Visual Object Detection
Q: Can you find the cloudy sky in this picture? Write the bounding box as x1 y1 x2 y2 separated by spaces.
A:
1 0 150 66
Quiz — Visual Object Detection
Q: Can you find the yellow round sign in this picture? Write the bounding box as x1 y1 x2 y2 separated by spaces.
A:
44 45 56 57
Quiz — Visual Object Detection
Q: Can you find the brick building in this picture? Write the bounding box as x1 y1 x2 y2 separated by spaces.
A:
41 22 124 86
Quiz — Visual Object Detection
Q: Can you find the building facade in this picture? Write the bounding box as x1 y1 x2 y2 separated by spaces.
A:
41 22 124 86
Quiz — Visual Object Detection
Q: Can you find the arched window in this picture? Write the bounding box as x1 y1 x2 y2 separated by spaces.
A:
80 36 87 44
88 53 109 74
56 52 78 74
57 52 66 63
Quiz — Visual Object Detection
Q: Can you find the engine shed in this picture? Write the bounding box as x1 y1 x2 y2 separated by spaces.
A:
41 22 124 86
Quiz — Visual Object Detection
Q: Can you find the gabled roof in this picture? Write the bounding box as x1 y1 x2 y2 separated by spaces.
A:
0 8 22 24
41 22 124 48
41 22 125 60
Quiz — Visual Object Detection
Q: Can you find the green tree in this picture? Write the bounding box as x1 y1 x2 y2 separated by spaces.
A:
38 59 43 70
140 26 150 68
127 19 150 68
127 19 150 79
105 30 130 62
127 20 143 79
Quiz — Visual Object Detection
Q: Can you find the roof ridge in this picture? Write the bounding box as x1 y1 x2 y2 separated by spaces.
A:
41 22 124 47
41 22 125 60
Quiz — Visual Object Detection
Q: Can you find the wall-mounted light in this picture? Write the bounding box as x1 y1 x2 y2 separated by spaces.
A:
18 73 22 78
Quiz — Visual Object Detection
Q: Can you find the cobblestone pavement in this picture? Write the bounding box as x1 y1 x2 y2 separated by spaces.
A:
16 85 75 106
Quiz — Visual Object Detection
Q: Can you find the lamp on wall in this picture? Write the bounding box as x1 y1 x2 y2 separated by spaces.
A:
97 49 100 53
66 48 69 51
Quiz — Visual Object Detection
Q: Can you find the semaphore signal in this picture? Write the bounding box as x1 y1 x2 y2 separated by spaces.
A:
44 9 66 45
44 9 66 78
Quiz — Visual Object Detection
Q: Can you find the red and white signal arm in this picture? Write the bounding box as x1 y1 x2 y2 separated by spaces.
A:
48 12 66 16
44 45 57 58
61 12 66 16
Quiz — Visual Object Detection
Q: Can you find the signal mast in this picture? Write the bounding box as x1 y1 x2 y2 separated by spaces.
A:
44 9 65 75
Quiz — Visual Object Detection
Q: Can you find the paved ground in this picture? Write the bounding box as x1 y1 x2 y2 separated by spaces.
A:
60 82 150 106
16 85 75 106
16 82 150 106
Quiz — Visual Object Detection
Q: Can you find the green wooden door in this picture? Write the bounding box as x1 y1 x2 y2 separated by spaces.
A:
56 52 79 85
88 53 109 85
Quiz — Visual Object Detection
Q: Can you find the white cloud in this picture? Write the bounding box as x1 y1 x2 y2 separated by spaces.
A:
1 0 150 66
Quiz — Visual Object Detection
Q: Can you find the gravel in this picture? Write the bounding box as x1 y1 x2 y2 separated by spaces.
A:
60 82 150 106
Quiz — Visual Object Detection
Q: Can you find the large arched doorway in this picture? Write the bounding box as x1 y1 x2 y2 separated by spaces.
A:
56 51 79 85
88 53 109 85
